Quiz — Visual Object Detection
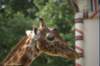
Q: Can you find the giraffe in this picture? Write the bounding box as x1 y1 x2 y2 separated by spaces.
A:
1 18 82 66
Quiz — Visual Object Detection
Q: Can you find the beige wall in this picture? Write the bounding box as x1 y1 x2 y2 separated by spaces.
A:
84 18 99 66
77 0 99 65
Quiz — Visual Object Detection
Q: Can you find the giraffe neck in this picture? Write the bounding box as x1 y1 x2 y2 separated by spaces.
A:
1 36 40 66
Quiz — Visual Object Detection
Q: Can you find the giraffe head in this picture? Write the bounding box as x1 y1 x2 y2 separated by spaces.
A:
30 18 82 60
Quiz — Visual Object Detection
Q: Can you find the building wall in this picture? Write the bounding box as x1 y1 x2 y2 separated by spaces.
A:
84 18 99 66
77 0 99 66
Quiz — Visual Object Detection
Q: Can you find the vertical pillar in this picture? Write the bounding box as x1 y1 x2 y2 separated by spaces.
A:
75 12 84 66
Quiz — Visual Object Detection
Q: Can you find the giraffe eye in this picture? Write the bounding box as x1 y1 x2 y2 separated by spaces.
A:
46 33 55 41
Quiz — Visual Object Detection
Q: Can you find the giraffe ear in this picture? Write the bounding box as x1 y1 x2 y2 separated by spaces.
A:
51 28 59 34
52 28 58 32
26 30 32 36
51 28 62 38
25 30 36 38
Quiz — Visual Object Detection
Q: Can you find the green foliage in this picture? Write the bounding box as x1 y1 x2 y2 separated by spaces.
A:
0 0 75 66
34 0 74 33
0 13 33 61
34 0 48 10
